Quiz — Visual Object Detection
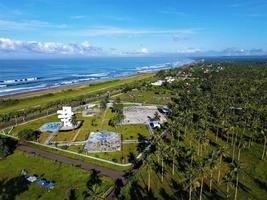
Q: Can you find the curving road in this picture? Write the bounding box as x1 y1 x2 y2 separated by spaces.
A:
17 144 125 180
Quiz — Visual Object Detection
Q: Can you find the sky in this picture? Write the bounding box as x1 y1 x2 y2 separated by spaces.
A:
0 0 267 58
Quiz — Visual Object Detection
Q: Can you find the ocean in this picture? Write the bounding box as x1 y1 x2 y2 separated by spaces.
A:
0 57 194 96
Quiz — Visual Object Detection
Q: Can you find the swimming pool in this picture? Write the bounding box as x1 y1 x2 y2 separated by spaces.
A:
39 122 62 133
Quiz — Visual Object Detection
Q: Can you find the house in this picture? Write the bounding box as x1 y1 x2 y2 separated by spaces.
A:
57 106 74 128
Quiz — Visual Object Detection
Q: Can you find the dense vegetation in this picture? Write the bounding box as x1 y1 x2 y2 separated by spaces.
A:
116 61 267 200
0 136 17 159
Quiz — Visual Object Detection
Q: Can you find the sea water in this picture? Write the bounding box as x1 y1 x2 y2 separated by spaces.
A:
0 57 194 96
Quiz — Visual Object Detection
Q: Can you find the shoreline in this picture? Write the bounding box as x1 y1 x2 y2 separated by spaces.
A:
0 72 154 100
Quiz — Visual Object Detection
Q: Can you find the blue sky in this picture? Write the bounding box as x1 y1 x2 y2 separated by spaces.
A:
0 0 266 57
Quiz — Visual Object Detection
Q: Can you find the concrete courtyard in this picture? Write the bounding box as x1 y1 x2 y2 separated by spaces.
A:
122 106 166 125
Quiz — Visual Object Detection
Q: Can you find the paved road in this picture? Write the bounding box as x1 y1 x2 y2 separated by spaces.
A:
17 144 125 181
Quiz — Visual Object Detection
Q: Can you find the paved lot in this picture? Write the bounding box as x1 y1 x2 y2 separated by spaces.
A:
122 106 166 124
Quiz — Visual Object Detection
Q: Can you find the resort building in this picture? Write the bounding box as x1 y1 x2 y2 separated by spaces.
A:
57 106 74 128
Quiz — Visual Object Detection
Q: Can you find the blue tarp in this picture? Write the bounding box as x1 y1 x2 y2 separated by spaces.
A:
44 182 55 189
36 180 46 186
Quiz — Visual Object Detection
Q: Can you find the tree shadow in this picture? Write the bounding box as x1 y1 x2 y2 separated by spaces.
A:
0 175 30 200
202 183 225 200
129 180 145 199
159 187 174 200
170 178 188 199
114 178 124 197
137 134 148 154
253 178 267 191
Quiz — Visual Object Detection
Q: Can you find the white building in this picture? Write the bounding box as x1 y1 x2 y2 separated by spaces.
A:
151 80 163 86
57 106 74 128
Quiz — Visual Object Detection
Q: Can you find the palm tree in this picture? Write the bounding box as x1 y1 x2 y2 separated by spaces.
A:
237 137 247 161
184 164 199 200
230 161 242 200
143 153 154 191
198 159 208 200
260 131 266 160
207 151 218 192
223 171 234 199
169 138 180 175
216 146 226 183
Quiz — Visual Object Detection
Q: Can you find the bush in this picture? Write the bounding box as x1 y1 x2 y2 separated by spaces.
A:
17 129 40 141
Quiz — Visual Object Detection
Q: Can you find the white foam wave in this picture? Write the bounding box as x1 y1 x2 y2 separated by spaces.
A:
72 72 109 78
2 77 39 84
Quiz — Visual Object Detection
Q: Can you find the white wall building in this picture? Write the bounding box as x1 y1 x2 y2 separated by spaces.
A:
151 80 163 86
57 106 74 128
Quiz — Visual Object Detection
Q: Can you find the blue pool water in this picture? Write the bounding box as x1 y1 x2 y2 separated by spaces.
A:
39 122 62 133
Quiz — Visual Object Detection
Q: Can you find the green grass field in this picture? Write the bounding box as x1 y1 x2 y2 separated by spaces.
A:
0 73 154 114
66 143 140 164
0 151 114 200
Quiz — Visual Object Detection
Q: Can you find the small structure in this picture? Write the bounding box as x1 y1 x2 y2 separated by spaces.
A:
150 121 161 129
165 76 175 83
151 80 163 86
27 176 37 183
159 107 171 116
57 107 74 128
85 131 121 152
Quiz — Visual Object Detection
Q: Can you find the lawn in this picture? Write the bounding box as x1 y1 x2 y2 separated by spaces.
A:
11 114 58 137
0 73 154 114
66 143 140 164
101 108 150 140
0 151 114 200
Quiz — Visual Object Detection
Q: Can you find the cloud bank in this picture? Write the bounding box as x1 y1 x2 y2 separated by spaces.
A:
0 38 266 58
0 38 103 57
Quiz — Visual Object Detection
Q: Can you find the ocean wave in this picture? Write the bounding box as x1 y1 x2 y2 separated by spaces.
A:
1 77 40 84
136 60 193 72
0 85 7 88
72 72 109 78
0 84 47 94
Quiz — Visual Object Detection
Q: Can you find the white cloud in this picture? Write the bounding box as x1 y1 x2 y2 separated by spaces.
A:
177 48 201 54
60 26 195 37
70 15 86 19
140 48 149 54
0 38 103 56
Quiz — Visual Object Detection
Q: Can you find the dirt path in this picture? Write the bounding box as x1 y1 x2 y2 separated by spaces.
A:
17 144 125 180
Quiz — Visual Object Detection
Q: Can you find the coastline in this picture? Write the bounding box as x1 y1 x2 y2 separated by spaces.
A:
0 72 154 100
